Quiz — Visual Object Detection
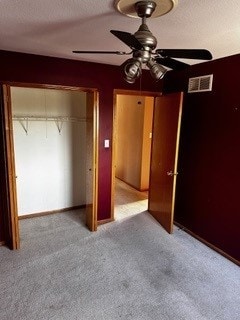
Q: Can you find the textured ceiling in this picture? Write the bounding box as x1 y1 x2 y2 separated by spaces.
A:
0 0 240 66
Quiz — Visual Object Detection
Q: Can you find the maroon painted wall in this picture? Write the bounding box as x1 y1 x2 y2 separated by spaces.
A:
0 50 161 242
1 50 238 262
164 54 240 262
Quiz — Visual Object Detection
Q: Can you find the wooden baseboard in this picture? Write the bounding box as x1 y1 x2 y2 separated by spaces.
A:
97 218 114 225
174 221 240 266
18 205 86 220
0 241 5 246
116 178 149 192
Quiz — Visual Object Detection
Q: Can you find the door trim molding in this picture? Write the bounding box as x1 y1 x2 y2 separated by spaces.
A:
0 81 98 93
2 84 19 249
111 89 162 221
1 82 99 248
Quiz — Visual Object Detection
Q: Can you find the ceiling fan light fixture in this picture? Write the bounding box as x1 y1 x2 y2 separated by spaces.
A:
73 1 212 85
123 58 142 83
147 58 167 81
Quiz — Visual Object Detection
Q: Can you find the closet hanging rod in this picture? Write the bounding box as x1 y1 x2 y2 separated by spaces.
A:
12 115 91 122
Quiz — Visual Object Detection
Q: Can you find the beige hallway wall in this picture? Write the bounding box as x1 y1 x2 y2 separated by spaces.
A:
115 94 154 190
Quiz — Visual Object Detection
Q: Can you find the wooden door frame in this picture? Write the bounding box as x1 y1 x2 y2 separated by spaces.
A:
111 89 162 221
86 90 99 231
1 82 99 249
1 85 19 249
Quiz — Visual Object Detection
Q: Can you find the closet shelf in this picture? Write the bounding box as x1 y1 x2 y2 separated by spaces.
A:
12 115 91 134
12 115 91 122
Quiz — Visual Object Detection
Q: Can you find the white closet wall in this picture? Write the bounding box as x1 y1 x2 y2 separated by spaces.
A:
11 87 87 216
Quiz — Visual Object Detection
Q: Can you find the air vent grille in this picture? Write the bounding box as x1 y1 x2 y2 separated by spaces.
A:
188 74 213 93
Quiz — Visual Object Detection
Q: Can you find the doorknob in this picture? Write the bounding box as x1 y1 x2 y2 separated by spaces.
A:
167 171 178 176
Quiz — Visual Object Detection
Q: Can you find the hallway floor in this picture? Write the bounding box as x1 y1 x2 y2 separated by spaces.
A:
114 178 148 221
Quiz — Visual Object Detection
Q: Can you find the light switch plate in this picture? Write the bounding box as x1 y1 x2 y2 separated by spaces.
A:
104 139 110 148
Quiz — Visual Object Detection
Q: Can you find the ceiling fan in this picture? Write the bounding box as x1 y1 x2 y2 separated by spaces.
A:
73 0 212 83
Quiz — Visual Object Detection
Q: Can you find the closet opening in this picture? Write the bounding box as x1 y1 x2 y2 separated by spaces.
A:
2 84 98 249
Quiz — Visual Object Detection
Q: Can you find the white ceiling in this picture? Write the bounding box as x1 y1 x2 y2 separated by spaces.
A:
0 0 240 66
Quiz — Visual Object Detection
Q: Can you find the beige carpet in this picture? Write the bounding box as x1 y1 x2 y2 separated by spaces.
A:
0 208 239 320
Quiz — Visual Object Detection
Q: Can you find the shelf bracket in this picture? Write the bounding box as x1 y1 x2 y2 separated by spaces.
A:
18 118 29 135
55 119 64 134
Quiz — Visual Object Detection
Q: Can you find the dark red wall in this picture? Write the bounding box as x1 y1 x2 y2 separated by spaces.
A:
0 50 161 242
1 50 239 263
164 54 240 262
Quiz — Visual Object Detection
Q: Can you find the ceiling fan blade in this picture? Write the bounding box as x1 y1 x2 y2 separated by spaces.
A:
156 49 212 60
72 50 130 55
110 30 143 50
155 57 190 70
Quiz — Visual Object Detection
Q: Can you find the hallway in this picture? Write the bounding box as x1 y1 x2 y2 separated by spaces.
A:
114 178 148 220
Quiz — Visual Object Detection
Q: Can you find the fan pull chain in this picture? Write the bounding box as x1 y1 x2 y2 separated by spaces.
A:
139 72 142 97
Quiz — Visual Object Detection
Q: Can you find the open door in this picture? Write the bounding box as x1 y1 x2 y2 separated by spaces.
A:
85 91 98 231
148 92 183 233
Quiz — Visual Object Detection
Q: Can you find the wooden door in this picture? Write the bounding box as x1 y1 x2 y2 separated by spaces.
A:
148 92 183 233
85 91 98 231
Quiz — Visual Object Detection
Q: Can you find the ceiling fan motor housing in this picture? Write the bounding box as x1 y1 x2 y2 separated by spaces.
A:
134 23 157 50
133 47 151 63
133 1 158 63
